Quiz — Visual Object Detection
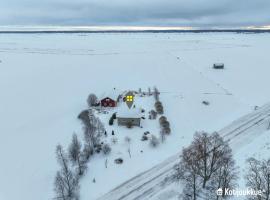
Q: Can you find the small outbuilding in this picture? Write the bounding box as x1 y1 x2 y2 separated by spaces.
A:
213 63 224 69
100 89 127 107
100 97 117 107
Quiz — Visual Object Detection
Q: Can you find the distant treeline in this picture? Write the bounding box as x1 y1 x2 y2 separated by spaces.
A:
1 29 270 34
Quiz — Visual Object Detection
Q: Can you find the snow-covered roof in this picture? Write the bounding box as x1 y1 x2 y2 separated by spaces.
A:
116 106 142 118
99 88 126 101
213 63 224 66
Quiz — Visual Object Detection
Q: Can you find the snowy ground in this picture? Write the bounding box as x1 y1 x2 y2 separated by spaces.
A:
98 102 270 200
0 32 270 200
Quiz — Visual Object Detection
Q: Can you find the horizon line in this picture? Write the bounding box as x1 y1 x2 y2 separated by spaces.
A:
0 25 270 32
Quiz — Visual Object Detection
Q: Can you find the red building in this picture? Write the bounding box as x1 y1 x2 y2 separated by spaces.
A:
100 97 117 107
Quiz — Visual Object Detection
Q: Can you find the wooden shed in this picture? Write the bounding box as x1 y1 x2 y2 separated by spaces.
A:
100 97 117 107
213 63 224 69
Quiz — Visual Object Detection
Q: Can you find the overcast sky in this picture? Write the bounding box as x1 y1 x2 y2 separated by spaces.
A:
1 0 270 27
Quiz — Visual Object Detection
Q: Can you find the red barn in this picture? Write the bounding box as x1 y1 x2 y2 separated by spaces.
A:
100 97 117 107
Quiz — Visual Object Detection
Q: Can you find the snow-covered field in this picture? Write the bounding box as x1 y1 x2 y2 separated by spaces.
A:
0 32 270 200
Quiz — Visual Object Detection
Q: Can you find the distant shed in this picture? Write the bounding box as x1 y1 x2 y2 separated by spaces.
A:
213 63 224 69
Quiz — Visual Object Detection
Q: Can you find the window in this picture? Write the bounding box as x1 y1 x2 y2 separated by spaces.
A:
126 95 133 102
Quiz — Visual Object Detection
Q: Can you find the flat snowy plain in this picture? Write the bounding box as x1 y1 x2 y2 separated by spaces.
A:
0 32 270 200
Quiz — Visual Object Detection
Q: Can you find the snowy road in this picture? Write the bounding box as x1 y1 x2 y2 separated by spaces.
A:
97 103 270 200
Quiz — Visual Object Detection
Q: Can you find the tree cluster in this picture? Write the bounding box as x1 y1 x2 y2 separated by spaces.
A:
78 109 105 157
175 132 238 200
55 97 109 200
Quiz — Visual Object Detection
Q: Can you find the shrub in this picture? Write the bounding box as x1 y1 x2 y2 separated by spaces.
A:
161 120 170 128
156 106 164 114
109 117 114 126
202 101 210 106
159 116 167 124
141 135 148 141
149 135 159 147
114 158 123 164
163 127 171 134
144 131 150 135
102 144 111 155
149 110 157 119
109 113 117 125
87 94 98 107
78 110 90 127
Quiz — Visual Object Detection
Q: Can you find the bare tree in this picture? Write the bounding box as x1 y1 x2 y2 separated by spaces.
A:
102 143 111 155
160 129 166 143
83 111 104 156
209 150 238 199
192 132 231 188
125 136 132 158
148 87 151 96
54 170 79 200
56 145 69 176
78 110 91 127
96 117 105 136
83 126 95 155
153 87 160 101
82 144 92 162
87 93 98 107
54 171 67 200
55 145 79 200
175 148 201 200
68 134 87 176
182 174 201 200
175 132 237 199
245 157 270 200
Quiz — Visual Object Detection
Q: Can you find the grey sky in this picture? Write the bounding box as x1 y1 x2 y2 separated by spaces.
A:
0 0 270 27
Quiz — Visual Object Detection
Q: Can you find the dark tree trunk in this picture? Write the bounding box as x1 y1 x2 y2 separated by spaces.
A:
193 175 197 200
